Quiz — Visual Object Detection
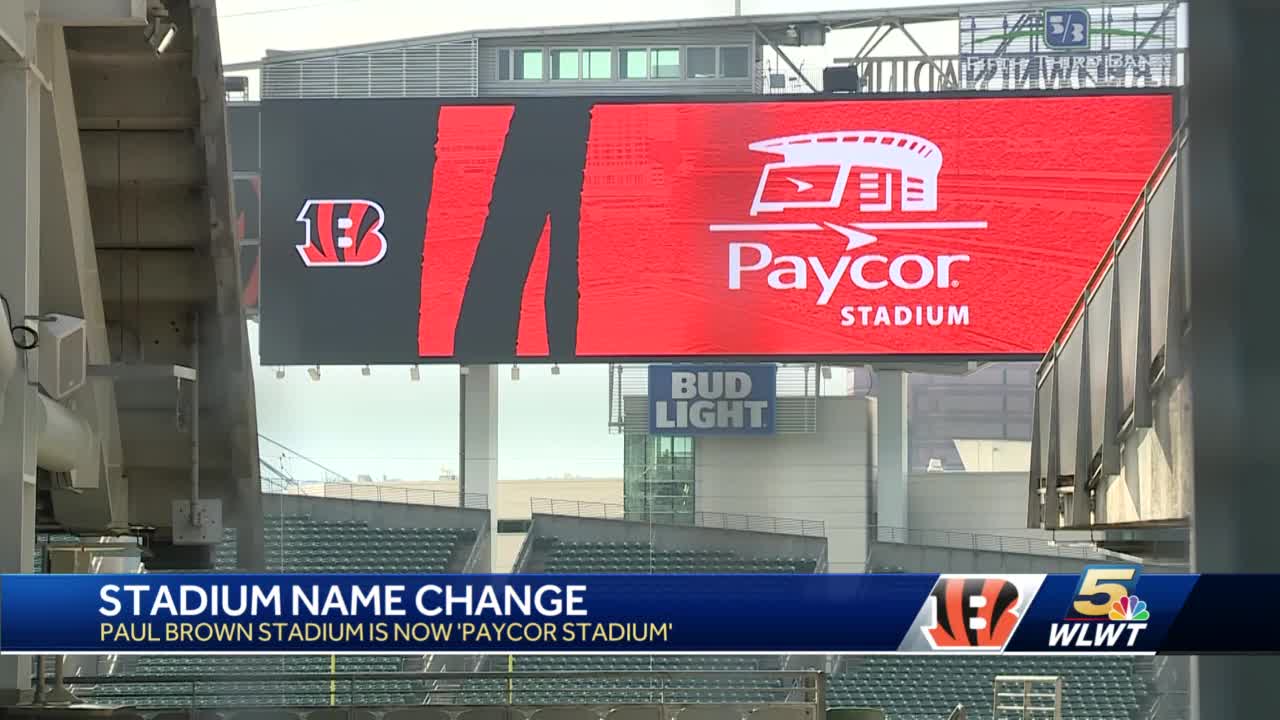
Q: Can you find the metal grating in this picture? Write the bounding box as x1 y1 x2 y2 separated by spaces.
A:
262 39 479 98
608 363 818 435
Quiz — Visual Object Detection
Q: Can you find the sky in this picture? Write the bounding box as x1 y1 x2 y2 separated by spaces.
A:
220 0 943 483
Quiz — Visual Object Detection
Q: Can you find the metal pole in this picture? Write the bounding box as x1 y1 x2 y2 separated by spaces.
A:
189 313 200 520
458 367 467 506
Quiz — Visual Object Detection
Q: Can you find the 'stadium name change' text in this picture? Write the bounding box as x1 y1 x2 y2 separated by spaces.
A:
98 583 588 619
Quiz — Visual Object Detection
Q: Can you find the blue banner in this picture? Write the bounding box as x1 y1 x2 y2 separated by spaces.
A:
647 364 777 435
0 571 1274 655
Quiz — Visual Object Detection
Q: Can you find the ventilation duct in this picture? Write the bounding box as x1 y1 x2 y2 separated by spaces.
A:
34 392 100 488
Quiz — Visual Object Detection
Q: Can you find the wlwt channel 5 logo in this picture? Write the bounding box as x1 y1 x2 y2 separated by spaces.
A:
1049 565 1150 649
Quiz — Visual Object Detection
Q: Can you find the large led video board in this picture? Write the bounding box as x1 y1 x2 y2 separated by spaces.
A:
259 92 1173 365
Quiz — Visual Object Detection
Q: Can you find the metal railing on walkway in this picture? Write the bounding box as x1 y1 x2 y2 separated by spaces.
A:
872 526 1121 561
531 497 825 537
267 484 488 510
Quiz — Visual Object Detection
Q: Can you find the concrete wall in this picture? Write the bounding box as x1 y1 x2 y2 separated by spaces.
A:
909 471 1094 544
867 542 1104 574
694 396 873 573
1098 372 1193 525
952 440 1032 473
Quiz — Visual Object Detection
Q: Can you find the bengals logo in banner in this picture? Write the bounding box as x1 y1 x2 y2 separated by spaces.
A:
295 199 388 267
923 577 1022 650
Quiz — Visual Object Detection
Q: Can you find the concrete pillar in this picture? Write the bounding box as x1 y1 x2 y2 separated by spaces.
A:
875 370 908 541
0 5 41 700
460 365 498 570
1188 2 1280 717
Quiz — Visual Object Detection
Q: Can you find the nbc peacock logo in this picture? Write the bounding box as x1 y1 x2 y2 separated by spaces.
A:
1108 595 1150 622
1048 566 1151 650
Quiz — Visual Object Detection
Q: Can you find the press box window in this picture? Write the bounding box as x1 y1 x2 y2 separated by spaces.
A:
584 49 611 79
650 48 680 79
720 46 749 78
496 519 532 534
515 49 543 80
687 47 717 78
620 48 647 79
551 49 579 79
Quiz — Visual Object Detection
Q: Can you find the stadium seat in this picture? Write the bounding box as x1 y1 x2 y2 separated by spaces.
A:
74 511 479 708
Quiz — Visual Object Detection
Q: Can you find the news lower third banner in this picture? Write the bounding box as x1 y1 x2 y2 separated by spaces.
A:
1 571 1277 655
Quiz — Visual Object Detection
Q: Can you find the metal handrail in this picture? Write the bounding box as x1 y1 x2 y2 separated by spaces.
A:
871 525 1124 561
530 497 826 537
70 670 820 682
269 484 489 510
1036 124 1190 387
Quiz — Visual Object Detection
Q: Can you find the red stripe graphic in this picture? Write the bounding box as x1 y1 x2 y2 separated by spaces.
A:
344 202 370 263
418 105 515 357
516 215 551 357
312 201 335 265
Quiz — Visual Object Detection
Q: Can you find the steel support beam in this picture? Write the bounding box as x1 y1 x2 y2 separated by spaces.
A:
1188 1 1280 717
753 25 819 93
0 1 40 701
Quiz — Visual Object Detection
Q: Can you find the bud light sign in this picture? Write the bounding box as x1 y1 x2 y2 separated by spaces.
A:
648 365 777 436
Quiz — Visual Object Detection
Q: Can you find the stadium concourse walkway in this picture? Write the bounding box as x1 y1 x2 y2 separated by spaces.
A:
72 512 480 707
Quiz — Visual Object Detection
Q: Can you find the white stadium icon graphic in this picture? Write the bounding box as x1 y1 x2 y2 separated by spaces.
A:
748 131 943 216
710 130 985 250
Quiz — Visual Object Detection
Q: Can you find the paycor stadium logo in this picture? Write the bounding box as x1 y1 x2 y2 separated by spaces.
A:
712 131 985 329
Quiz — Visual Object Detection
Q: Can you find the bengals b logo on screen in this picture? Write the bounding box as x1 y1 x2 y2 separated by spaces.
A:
922 577 1023 650
295 199 388 267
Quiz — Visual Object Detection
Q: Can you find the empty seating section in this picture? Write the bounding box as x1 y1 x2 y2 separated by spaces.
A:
217 515 475 573
76 513 479 708
451 537 821 706
540 539 818 574
460 656 787 706
827 656 1143 720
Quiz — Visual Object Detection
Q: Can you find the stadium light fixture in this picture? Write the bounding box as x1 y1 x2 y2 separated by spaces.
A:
144 17 177 55
156 24 176 54
307 365 321 382
551 363 560 376
409 365 420 382
361 365 371 377
510 365 520 381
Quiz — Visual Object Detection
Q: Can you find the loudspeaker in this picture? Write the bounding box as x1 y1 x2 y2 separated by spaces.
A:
38 314 86 400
